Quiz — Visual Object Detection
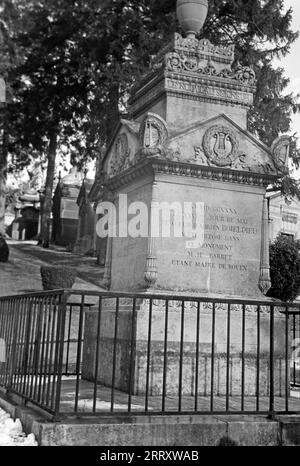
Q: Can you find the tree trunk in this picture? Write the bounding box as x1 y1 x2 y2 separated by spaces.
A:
0 122 8 236
40 130 58 248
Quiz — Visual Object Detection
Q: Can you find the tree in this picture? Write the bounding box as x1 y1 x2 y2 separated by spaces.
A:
7 0 300 246
7 0 176 246
267 235 300 302
9 0 94 247
0 0 24 235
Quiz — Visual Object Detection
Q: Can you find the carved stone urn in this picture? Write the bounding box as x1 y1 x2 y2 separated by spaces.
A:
176 0 208 38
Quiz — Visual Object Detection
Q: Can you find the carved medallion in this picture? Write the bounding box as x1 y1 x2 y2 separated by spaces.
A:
139 113 168 148
202 125 239 167
138 113 168 158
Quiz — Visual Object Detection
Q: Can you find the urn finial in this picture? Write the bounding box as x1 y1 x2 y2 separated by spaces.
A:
176 0 208 39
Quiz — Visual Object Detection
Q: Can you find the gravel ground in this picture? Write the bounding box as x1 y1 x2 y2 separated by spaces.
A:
0 408 38 446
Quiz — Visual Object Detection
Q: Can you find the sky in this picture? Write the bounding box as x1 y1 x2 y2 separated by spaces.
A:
280 0 300 135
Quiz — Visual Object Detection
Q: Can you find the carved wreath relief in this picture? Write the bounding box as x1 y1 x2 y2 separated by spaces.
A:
202 125 239 167
138 113 168 157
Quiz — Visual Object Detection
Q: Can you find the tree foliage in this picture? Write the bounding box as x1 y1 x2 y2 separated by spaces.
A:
0 0 25 234
8 0 300 165
3 0 300 241
267 234 300 302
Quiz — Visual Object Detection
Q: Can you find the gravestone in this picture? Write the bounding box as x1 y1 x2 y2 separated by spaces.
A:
83 0 290 397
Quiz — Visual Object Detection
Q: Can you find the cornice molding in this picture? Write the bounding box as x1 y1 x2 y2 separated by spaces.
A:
105 156 278 191
129 69 254 118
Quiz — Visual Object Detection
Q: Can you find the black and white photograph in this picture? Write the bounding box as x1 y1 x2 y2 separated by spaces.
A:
0 0 299 454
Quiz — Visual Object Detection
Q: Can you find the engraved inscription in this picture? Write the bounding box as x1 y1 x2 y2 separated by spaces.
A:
170 204 259 273
166 78 253 105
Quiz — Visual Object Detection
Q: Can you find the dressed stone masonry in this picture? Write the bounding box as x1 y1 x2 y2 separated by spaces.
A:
83 0 291 397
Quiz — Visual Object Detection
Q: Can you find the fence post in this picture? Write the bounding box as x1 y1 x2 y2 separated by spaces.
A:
53 291 68 420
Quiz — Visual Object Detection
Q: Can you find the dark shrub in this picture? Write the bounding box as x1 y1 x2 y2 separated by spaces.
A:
267 235 300 302
40 265 77 290
0 234 9 263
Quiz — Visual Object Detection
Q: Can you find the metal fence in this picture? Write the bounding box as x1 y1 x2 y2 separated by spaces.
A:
0 290 299 419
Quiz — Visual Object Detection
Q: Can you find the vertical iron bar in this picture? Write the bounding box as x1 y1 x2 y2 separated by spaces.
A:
293 314 296 385
37 297 48 403
74 294 85 413
111 298 119 413
54 291 68 418
269 305 275 417
0 299 9 385
256 305 260 412
210 303 216 413
46 296 57 407
226 303 231 412
1 300 10 385
241 304 246 411
194 301 201 412
4 298 15 388
178 300 185 412
145 299 153 413
14 297 26 392
128 298 137 413
92 297 102 414
18 297 29 395
285 306 289 413
162 300 169 413
22 298 34 399
37 297 49 404
50 294 64 412
8 299 19 391
27 297 39 400
11 298 24 390
32 297 44 401
65 304 73 375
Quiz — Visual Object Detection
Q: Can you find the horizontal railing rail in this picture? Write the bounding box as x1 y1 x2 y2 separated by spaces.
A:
0 289 299 419
2 289 300 307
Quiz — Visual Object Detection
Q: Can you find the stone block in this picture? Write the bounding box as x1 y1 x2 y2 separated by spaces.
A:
82 302 289 397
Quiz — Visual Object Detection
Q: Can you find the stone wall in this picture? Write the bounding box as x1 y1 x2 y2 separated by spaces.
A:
82 300 289 397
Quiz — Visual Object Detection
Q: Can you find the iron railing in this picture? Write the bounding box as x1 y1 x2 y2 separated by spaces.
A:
0 290 299 419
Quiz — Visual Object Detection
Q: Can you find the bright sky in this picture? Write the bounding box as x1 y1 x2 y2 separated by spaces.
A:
280 0 300 135
274 0 300 177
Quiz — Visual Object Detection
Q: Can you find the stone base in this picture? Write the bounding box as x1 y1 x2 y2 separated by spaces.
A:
82 299 289 397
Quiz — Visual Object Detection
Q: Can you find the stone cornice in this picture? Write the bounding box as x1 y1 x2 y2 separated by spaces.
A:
105 156 278 191
129 69 255 119
131 67 255 103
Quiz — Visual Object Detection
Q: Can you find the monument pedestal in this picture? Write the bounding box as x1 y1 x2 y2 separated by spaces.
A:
82 298 288 397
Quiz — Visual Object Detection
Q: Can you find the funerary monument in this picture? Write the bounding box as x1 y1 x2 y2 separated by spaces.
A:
83 0 290 397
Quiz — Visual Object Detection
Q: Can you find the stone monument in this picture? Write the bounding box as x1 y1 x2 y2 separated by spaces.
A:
52 167 83 247
83 0 290 398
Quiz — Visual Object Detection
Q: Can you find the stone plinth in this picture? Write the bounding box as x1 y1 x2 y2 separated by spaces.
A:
82 300 288 397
